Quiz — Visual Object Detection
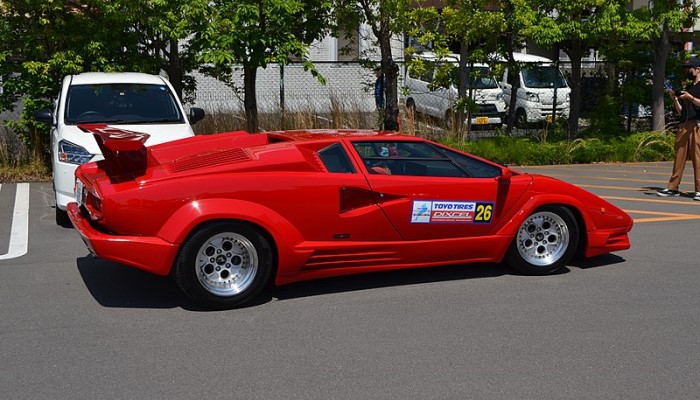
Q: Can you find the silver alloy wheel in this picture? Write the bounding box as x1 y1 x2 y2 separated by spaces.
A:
515 211 570 267
195 232 259 297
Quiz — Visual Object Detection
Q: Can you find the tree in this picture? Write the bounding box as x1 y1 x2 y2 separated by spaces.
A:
413 0 504 137
193 0 333 133
336 0 411 131
0 0 209 161
630 0 699 132
525 0 630 139
114 0 210 102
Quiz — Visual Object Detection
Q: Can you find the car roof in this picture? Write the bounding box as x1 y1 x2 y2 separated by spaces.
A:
411 52 489 67
265 129 415 142
69 72 167 85
510 53 554 63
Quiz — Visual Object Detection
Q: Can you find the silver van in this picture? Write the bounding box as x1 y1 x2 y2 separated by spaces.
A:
403 53 506 128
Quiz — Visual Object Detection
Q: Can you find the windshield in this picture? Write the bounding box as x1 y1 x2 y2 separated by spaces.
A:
451 66 498 89
521 66 568 89
64 83 184 125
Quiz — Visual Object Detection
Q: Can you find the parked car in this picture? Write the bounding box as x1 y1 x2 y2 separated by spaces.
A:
34 72 205 225
499 53 571 127
68 126 633 309
403 53 506 129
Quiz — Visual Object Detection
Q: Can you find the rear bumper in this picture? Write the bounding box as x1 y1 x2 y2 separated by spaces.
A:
67 203 178 276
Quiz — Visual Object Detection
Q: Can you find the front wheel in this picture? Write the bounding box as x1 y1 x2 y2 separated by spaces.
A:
174 221 274 309
505 206 579 275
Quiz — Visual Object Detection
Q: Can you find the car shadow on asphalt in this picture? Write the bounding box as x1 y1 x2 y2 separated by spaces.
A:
76 255 191 309
272 262 513 302
76 253 626 310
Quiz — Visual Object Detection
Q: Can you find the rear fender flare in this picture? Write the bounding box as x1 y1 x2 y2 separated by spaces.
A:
156 198 304 257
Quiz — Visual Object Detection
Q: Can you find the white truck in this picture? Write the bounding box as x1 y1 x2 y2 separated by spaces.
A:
34 72 205 225
403 53 507 129
499 53 570 127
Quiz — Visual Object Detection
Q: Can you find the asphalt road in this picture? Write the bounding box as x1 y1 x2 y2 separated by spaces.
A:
1 163 699 400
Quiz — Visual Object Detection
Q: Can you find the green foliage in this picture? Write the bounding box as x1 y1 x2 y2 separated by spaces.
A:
445 130 675 166
193 0 333 132
582 95 626 138
0 0 208 161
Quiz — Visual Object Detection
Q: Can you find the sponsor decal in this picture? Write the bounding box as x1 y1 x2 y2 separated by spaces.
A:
411 201 494 224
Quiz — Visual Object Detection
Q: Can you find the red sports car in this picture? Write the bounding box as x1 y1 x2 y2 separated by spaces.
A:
68 125 633 309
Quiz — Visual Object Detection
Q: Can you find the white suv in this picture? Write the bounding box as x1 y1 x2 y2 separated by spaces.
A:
34 72 204 225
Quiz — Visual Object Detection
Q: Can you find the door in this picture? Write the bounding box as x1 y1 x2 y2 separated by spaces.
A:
348 139 531 241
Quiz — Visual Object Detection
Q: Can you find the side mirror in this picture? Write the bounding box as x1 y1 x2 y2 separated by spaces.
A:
189 107 205 124
34 109 53 124
499 167 512 181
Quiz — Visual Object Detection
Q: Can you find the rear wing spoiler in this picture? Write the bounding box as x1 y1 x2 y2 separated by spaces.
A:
78 124 151 177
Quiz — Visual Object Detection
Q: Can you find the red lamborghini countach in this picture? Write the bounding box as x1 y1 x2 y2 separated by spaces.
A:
68 125 633 309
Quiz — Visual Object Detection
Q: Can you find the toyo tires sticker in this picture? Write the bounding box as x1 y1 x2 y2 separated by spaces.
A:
411 200 494 224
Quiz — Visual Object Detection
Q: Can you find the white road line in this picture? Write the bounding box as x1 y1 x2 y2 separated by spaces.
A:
0 183 30 260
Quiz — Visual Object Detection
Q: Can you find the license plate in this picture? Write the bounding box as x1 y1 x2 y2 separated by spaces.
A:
75 179 85 206
475 117 489 125
546 115 557 123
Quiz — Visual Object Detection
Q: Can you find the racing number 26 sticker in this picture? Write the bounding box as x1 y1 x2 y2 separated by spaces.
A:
474 202 494 223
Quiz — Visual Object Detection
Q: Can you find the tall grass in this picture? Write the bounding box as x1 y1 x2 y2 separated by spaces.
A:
0 124 50 182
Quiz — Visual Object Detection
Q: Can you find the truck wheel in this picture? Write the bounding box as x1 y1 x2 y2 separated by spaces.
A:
515 109 528 128
406 98 416 116
174 221 274 309
56 207 70 226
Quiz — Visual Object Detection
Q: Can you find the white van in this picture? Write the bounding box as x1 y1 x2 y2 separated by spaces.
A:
403 53 506 128
34 72 205 225
499 53 570 126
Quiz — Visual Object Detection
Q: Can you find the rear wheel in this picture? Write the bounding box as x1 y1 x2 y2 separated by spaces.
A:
55 205 70 226
515 109 528 128
505 206 579 275
174 221 273 309
405 98 416 116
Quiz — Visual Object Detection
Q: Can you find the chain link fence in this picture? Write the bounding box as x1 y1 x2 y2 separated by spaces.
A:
191 60 654 136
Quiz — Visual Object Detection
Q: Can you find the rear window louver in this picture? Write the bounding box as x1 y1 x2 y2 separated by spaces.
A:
167 148 251 173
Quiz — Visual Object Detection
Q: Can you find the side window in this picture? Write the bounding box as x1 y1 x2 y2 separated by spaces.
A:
433 146 502 178
352 141 468 178
318 143 355 173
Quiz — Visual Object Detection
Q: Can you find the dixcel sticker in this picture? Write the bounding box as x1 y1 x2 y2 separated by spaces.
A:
411 201 494 224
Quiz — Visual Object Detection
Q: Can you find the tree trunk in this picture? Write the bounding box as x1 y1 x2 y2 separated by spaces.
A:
504 41 520 136
243 62 259 133
163 38 184 101
567 40 583 139
377 30 398 131
457 42 471 138
651 22 671 132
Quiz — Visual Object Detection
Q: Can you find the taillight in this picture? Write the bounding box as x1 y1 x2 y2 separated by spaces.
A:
84 189 103 221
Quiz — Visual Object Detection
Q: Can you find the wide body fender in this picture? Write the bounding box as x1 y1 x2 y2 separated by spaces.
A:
498 192 631 257
498 193 596 236
156 199 310 277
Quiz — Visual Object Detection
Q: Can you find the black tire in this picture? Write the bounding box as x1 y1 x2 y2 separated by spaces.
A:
406 98 416 116
56 207 70 226
515 109 528 128
174 221 274 309
504 206 579 275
